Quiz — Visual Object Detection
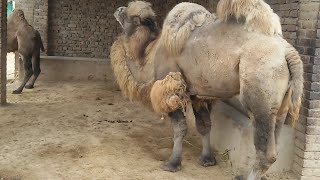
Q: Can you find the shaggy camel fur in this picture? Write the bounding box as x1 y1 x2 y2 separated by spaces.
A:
217 0 282 36
111 1 216 169
7 9 45 94
112 1 303 179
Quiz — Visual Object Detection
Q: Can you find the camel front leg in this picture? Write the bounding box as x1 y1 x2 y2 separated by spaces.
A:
163 109 187 172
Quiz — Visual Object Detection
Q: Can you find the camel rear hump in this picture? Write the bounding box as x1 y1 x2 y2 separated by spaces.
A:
160 2 216 56
217 0 282 36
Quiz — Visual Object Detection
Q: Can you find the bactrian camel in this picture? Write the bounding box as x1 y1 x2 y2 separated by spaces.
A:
111 1 303 179
7 9 45 94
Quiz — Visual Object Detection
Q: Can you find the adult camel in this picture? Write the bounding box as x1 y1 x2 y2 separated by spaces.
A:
7 9 45 94
111 1 303 179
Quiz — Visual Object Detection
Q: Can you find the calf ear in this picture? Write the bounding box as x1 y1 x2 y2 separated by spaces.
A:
132 16 141 26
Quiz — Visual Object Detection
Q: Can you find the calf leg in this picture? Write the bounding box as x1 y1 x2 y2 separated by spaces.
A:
193 101 216 167
25 53 41 89
163 110 187 172
13 55 33 94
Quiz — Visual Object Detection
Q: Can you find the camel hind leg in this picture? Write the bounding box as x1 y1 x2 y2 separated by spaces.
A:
236 93 280 180
13 55 33 94
236 65 289 179
25 51 41 89
192 98 216 167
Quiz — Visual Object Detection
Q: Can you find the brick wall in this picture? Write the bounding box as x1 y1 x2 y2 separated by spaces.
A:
46 0 212 58
295 1 320 179
266 0 299 46
267 0 320 179
0 0 7 104
47 0 126 58
33 0 48 52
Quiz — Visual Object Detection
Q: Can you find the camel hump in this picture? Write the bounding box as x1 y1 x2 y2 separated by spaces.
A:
160 2 216 56
217 0 282 36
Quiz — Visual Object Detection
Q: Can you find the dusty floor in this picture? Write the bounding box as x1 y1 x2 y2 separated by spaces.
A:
0 80 296 180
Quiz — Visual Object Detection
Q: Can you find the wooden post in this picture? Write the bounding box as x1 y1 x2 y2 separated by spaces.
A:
0 0 7 105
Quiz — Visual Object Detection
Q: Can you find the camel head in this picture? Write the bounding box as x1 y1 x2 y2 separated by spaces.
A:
114 7 127 29
114 1 157 37
10 9 26 20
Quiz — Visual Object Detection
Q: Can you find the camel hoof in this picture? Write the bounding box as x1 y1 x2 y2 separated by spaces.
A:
25 84 34 89
12 90 22 94
233 175 245 180
162 161 181 172
198 155 216 167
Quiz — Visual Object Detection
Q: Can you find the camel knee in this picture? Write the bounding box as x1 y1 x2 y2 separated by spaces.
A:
33 68 41 76
25 69 33 78
169 110 188 139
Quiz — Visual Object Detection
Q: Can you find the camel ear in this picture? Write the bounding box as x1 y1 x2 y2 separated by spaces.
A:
132 16 141 26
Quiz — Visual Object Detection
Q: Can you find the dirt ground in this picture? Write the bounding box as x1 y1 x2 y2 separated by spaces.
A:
0 80 297 180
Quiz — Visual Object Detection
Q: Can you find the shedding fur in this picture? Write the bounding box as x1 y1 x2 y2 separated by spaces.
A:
284 41 304 127
110 1 159 107
150 72 189 115
110 39 153 106
160 3 216 55
217 0 282 36
124 26 154 61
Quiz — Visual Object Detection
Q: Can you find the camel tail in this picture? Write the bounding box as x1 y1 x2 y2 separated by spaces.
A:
36 30 45 52
285 42 304 127
161 2 215 56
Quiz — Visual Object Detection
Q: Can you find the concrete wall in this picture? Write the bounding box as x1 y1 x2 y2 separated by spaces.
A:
37 56 112 82
210 101 295 174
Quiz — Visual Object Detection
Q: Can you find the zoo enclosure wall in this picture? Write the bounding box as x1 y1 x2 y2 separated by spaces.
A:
8 0 320 179
15 0 217 59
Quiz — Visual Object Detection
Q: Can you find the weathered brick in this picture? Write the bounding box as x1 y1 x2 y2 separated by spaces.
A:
307 118 320 126
307 126 320 135
302 168 320 177
303 160 320 168
301 176 320 180
304 152 320 160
